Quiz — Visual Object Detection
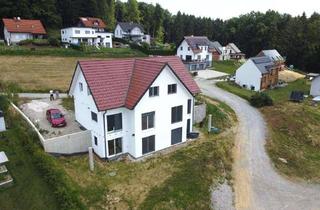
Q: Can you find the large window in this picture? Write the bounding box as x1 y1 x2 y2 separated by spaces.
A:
85 30 90 34
187 99 192 114
108 138 122 156
168 84 177 94
75 30 80 34
107 113 122 132
91 111 97 122
149 86 159 97
171 127 182 145
142 112 155 130
171 105 183 123
142 135 155 155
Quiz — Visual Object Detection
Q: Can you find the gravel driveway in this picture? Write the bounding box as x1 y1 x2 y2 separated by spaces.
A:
197 79 320 210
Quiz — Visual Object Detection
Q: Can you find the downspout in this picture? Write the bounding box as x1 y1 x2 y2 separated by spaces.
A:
103 111 107 159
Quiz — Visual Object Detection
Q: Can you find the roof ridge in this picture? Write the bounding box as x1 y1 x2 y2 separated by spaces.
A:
124 59 137 105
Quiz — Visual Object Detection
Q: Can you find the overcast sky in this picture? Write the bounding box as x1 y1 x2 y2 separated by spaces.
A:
133 0 319 20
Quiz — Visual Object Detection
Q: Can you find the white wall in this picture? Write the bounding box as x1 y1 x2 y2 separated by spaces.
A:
4 26 33 45
133 65 194 158
69 66 106 157
235 60 262 91
311 76 320 96
114 25 123 38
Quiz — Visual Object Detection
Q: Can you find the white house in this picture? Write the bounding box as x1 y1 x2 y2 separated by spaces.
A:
69 56 200 159
176 36 213 71
2 17 46 45
61 27 112 48
114 22 150 44
311 76 320 96
235 56 279 91
223 43 245 61
61 17 112 48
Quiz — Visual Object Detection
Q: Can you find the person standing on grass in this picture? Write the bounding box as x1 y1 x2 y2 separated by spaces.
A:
49 90 54 101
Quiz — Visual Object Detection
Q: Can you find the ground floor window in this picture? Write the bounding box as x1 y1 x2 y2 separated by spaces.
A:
108 138 122 156
171 127 182 145
142 135 155 155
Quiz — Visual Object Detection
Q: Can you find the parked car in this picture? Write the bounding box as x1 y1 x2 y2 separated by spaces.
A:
46 109 66 127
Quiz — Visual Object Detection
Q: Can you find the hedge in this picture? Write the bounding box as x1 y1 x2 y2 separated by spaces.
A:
2 98 86 210
249 92 273 107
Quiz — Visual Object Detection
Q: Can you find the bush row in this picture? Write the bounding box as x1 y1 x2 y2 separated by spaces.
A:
250 92 273 107
18 38 60 47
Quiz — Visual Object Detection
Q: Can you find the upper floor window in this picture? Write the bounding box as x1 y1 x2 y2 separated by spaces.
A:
188 47 190 51
149 86 159 97
87 86 91 95
187 99 192 114
168 84 177 94
92 31 94 34
180 46 183 51
85 30 90 34
91 111 98 122
171 105 183 123
107 113 122 132
79 82 83 92
62 31 64 34
75 30 80 34
142 111 155 130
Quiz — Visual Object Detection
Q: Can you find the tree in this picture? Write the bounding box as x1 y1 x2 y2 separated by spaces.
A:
106 0 116 30
115 0 126 22
125 0 140 23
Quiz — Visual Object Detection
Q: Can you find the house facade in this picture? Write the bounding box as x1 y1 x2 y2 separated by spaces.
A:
69 56 200 159
235 56 279 91
2 17 46 45
311 76 320 96
257 49 286 70
176 36 213 71
114 22 150 44
61 17 112 48
223 43 246 61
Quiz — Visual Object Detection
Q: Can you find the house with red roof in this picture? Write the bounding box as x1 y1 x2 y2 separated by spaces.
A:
2 17 46 45
61 17 112 48
176 36 214 71
69 56 200 159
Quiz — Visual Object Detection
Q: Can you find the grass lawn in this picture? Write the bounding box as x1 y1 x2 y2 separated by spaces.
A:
58 98 236 209
212 60 242 75
217 79 320 182
0 119 60 210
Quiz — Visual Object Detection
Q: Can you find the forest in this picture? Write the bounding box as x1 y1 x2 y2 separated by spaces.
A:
0 0 319 72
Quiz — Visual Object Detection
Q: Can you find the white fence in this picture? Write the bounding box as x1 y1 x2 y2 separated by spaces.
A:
11 102 92 155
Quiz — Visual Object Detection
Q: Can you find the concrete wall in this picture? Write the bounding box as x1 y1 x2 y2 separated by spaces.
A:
44 130 92 154
311 76 320 96
194 103 206 124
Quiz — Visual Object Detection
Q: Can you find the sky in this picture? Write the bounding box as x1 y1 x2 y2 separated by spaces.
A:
134 0 320 20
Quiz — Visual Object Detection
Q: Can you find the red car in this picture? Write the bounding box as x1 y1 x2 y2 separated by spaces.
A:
46 109 66 127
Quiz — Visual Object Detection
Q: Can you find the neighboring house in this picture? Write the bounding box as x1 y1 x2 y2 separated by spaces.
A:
69 56 200 159
176 36 214 71
61 17 112 48
2 17 46 45
257 49 286 70
210 41 224 61
114 22 150 44
235 56 279 91
224 43 246 61
310 75 320 96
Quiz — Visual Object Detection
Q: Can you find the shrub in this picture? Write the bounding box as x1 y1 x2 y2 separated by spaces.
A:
249 92 273 107
48 37 60 46
18 39 33 45
32 39 49 46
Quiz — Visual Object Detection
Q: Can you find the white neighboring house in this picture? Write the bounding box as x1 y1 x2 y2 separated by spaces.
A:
235 56 279 91
114 22 150 44
310 76 320 96
61 27 112 48
223 43 246 61
61 17 112 48
69 56 200 159
2 17 46 45
176 36 213 71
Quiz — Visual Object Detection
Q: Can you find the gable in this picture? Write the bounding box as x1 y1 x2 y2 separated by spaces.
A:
2 18 46 34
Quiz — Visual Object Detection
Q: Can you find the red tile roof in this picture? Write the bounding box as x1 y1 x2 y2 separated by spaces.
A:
2 18 46 34
79 17 106 29
75 56 200 111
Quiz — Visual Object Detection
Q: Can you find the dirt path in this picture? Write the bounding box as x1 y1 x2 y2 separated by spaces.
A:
197 79 320 210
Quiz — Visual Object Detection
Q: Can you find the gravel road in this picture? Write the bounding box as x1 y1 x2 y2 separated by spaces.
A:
197 79 320 210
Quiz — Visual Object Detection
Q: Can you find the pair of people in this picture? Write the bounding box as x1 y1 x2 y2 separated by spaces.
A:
49 90 59 101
